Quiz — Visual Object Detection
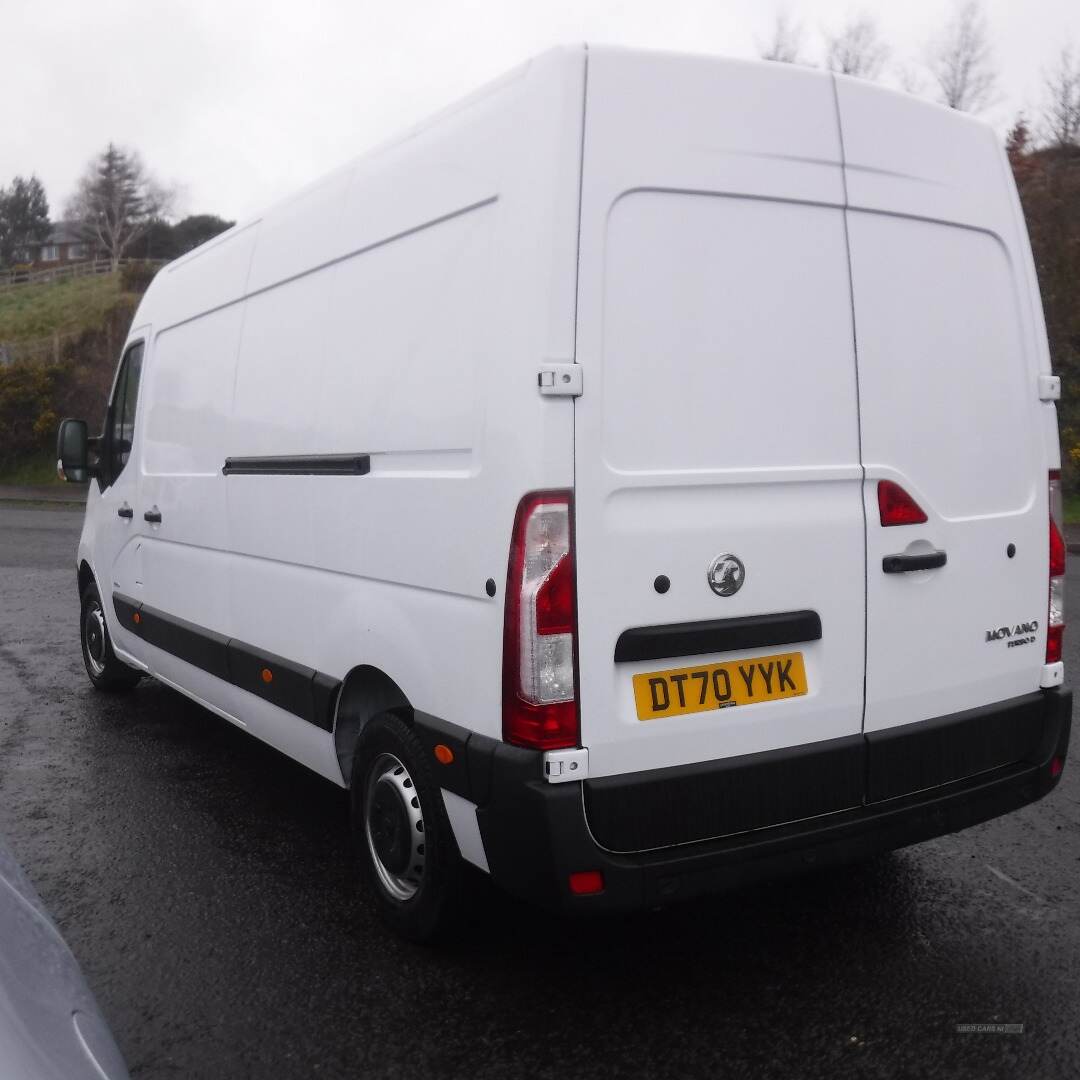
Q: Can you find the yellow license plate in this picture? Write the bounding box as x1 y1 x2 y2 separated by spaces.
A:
632 651 808 721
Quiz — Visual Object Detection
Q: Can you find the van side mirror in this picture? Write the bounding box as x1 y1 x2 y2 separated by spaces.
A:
56 418 91 483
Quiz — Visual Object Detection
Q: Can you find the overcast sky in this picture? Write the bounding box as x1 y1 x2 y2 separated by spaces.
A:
5 0 1077 223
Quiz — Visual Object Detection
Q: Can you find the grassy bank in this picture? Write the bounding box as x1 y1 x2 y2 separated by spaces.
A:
0 273 124 343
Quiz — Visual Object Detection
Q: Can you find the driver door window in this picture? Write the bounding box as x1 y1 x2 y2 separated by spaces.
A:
108 342 144 483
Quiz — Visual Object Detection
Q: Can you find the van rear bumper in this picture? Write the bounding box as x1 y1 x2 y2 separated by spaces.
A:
439 687 1072 912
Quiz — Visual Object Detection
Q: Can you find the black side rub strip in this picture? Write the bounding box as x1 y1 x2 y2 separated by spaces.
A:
614 610 822 664
222 453 371 476
139 606 230 682
112 593 340 731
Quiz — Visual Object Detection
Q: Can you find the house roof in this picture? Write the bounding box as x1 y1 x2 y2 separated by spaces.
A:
43 221 83 246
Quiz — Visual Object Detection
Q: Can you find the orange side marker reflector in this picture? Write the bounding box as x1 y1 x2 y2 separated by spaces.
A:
261 668 273 684
132 612 141 625
568 870 604 896
434 744 454 765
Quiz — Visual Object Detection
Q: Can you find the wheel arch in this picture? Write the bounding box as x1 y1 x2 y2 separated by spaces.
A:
333 665 414 787
77 559 95 599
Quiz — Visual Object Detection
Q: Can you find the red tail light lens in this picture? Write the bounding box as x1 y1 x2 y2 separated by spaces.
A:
535 550 574 636
1046 623 1064 665
1048 470 1065 664
878 480 928 526
1050 517 1067 578
503 492 579 750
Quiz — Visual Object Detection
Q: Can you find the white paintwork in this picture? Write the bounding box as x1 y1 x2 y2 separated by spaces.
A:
835 76 1053 733
78 47 585 805
90 328 148 660
151 670 248 729
574 50 865 777
1039 374 1061 402
1041 662 1065 689
543 747 589 782
440 791 489 872
74 48 1058 846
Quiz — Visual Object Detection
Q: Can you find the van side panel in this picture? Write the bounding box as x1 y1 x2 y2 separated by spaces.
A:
143 221 258 332
140 305 243 635
123 47 587 781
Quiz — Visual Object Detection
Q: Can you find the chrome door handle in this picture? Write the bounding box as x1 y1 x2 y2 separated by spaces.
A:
143 507 162 524
117 504 133 519
882 550 946 573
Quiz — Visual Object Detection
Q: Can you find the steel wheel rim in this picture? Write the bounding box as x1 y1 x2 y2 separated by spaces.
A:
364 752 426 902
83 601 107 677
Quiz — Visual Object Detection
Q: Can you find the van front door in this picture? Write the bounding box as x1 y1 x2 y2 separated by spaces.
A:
93 337 147 658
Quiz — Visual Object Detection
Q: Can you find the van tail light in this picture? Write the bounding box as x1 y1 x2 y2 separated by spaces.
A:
1048 470 1066 664
877 480 928 526
503 492 579 750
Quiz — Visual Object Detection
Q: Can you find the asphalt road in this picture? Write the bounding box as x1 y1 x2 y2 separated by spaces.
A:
0 504 1077 1080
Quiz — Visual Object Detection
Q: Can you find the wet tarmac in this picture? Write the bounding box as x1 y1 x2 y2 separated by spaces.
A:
0 504 1077 1079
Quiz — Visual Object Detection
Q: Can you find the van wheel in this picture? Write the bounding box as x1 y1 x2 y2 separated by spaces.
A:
351 713 463 943
80 582 141 692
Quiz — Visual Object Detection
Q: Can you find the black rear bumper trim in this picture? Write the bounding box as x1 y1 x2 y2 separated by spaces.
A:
864 692 1049 802
459 687 1071 912
584 731 865 852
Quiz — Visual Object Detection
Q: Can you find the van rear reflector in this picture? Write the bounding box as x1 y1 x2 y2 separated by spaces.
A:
877 480 927 527
568 871 604 896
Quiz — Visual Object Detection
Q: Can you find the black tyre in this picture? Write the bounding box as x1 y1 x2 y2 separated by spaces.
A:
80 581 142 692
351 712 464 943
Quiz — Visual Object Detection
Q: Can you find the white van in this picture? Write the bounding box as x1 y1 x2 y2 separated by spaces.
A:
58 45 1071 941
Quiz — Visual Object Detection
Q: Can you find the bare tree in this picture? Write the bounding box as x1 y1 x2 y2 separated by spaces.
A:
895 62 929 98
927 1 998 112
824 13 889 80
66 144 174 271
1042 46 1080 146
759 13 806 65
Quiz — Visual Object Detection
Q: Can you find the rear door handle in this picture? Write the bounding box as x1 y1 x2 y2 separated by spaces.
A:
143 507 162 524
882 550 946 574
117 504 133 519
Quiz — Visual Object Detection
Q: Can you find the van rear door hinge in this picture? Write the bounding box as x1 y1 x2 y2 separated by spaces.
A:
537 363 582 397
1039 374 1061 401
543 747 588 783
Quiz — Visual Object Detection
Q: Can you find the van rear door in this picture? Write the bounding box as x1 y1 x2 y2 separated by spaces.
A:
835 80 1051 748
573 50 866 781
